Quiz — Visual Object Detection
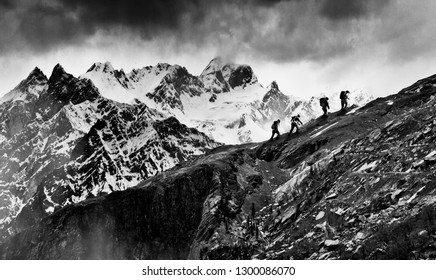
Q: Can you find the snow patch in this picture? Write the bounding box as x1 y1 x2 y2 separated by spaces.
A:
311 122 338 139
357 161 378 172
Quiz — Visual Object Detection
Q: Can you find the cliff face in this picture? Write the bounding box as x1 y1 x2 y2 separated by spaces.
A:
0 165 215 259
1 74 436 260
0 145 289 259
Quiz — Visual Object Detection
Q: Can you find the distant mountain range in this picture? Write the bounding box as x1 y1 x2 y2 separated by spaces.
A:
80 57 374 144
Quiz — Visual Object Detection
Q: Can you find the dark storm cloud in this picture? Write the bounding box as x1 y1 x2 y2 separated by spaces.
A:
2 0 433 67
0 0 206 54
17 3 93 52
61 0 203 29
319 0 391 21
0 0 299 54
0 0 14 9
251 0 287 6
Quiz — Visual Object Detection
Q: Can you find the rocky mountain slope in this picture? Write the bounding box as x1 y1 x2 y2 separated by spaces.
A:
80 58 373 144
0 65 219 241
1 73 435 259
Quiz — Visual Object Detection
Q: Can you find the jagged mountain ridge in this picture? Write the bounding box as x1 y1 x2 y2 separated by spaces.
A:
79 58 373 144
1 73 435 259
0 65 219 240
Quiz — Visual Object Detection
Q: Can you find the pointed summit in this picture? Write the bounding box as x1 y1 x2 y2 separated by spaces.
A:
53 63 65 73
86 61 115 74
17 66 48 88
0 67 48 104
262 81 289 104
200 57 260 93
82 61 134 91
200 57 231 94
201 57 226 77
16 66 48 88
27 67 47 81
48 63 68 83
270 81 279 91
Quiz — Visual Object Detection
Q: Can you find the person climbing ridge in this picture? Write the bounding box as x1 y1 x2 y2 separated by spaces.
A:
290 114 303 134
320 97 330 117
340 90 349 110
270 119 280 141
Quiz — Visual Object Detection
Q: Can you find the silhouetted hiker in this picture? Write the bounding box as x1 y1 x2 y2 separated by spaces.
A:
340 90 349 110
290 115 303 134
320 97 330 117
270 119 280 141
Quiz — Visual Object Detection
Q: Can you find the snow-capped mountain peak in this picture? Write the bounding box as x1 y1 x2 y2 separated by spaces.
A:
27 67 47 81
268 81 279 91
0 67 48 104
200 57 230 94
86 61 115 74
76 59 374 144
85 61 131 88
200 57 225 76
200 57 259 94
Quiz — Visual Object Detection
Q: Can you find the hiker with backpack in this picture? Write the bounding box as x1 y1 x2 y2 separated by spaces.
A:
340 90 349 110
320 97 330 117
270 119 280 141
290 115 303 134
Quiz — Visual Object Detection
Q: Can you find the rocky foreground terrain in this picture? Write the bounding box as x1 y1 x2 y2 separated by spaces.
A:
0 72 435 259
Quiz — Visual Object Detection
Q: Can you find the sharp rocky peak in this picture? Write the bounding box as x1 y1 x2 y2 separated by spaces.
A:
86 61 115 74
27 67 47 81
270 81 279 91
53 63 66 73
262 81 290 104
15 67 48 89
48 63 69 83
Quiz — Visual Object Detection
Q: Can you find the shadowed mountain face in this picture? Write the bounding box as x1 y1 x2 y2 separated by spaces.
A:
1 73 436 259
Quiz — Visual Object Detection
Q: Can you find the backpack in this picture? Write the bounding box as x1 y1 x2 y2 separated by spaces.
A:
340 91 345 99
271 121 278 130
319 97 326 106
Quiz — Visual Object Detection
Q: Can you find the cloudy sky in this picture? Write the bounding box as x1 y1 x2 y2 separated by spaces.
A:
1 0 436 99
